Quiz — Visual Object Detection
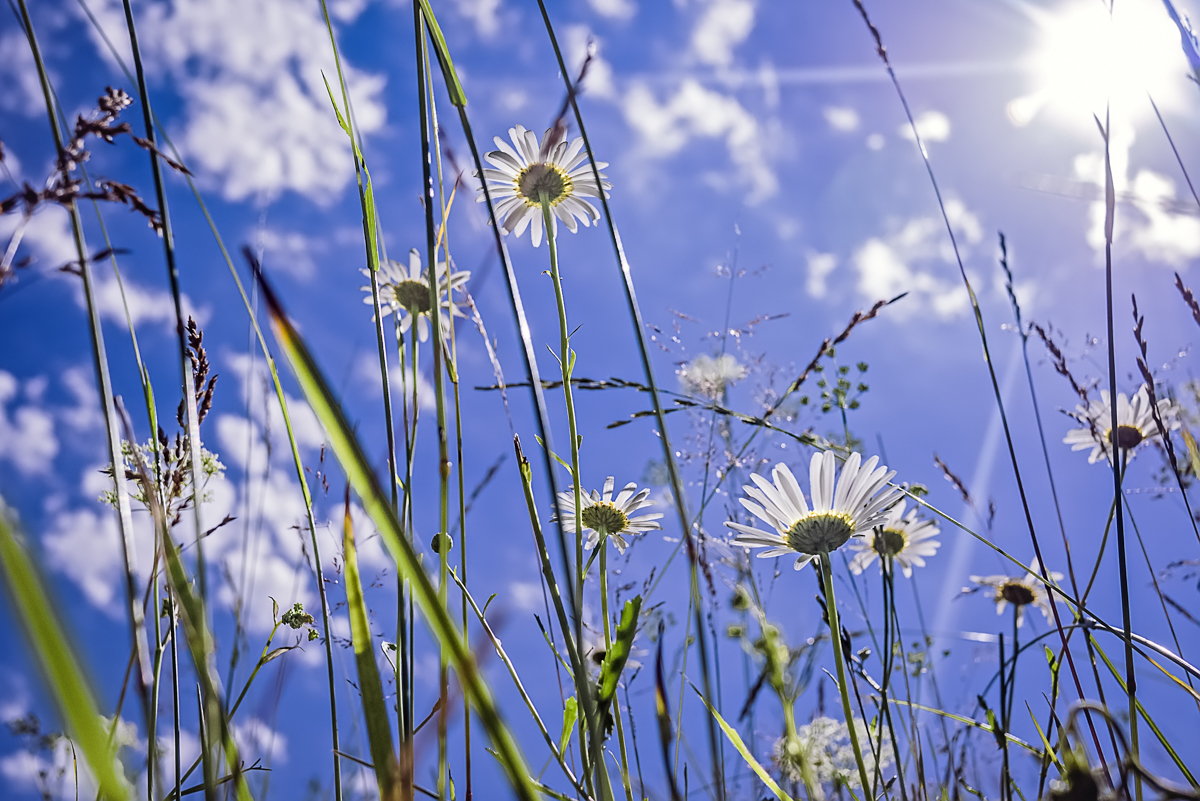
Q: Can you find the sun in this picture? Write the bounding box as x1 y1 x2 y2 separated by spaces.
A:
1008 0 1192 129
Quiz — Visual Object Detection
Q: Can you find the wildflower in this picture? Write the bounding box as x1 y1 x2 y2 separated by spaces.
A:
1062 385 1179 464
679 353 747 399
362 248 469 343
968 558 1063 627
551 477 662 553
847 499 940 578
476 125 611 247
726 451 901 572
774 717 892 789
281 602 314 629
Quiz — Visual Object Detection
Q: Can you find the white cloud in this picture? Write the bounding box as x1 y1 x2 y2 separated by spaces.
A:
255 227 325 281
805 251 837 299
588 0 636 21
0 371 57 475
60 366 104 432
566 26 617 101
84 0 386 203
0 205 76 270
823 106 860 133
851 198 982 319
43 507 131 613
1075 127 1200 266
355 352 437 411
690 0 756 67
454 0 502 38
898 109 951 143
623 78 776 203
235 718 287 764
509 580 543 613
0 32 43 116
866 133 885 151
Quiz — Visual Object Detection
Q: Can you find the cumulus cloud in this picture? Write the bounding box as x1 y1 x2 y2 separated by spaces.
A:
0 31 43 116
898 109 951 143
823 106 860 133
806 251 837 298
0 371 57 475
566 26 617 101
690 0 756 67
588 0 636 21
84 0 386 203
623 78 776 202
453 0 502 37
1075 126 1200 266
509 580 543 612
850 198 983 319
235 718 287 764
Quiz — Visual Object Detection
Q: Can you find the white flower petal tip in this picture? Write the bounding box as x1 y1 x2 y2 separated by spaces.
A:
1063 384 1180 465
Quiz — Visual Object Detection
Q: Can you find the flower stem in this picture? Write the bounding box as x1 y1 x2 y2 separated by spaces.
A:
542 196 601 796
819 553 872 793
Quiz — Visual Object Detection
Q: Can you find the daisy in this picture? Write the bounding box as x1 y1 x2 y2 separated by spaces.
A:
847 500 940 578
968 558 1063 628
1063 385 1180 464
726 451 902 571
679 353 748 400
361 249 469 343
551 477 662 553
476 125 611 247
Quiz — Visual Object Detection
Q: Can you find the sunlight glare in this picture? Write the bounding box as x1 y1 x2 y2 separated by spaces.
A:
1009 0 1189 128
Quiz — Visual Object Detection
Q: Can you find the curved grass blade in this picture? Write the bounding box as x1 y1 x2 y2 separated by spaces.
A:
253 265 539 801
342 486 400 800
0 499 132 801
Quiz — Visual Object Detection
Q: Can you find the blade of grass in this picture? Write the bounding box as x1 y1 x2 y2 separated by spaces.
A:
343 485 401 801
0 499 132 801
689 684 792 801
254 263 540 801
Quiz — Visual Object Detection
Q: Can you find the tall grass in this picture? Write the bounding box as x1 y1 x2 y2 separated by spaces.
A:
5 1 1200 801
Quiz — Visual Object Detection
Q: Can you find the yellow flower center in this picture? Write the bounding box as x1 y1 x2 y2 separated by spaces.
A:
517 162 572 206
998 581 1035 607
581 501 628 535
786 512 855 554
1107 424 1144 450
389 279 432 314
871 528 908 558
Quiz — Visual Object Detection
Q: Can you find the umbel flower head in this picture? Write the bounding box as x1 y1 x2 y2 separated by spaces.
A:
361 248 469 343
476 124 611 247
726 451 901 571
968 558 1063 628
679 353 747 400
551 477 663 553
847 499 940 578
1063 384 1180 464
774 717 893 790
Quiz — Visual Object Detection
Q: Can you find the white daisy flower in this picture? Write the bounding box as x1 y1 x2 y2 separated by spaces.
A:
725 451 902 572
551 477 663 553
476 125 611 247
968 558 1064 628
1063 385 1180 464
679 353 748 400
847 500 940 578
361 248 469 343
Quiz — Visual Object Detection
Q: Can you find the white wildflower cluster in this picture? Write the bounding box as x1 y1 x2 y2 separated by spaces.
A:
774 717 893 789
679 353 747 400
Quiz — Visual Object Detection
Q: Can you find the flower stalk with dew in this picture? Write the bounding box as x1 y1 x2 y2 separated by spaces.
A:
727 450 901 792
552 477 659 800
1063 385 1180 465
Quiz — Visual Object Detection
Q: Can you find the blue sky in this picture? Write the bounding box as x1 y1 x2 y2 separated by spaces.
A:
3 0 1200 797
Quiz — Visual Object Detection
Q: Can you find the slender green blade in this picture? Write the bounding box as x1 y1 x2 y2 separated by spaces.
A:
343 492 400 800
416 0 466 107
690 683 794 801
256 269 538 801
0 499 131 801
599 596 641 708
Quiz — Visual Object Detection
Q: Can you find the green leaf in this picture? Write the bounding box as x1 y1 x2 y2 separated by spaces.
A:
559 697 577 758
416 0 467 107
257 271 539 801
0 500 131 801
597 596 642 735
689 683 795 801
321 71 351 135
343 490 400 800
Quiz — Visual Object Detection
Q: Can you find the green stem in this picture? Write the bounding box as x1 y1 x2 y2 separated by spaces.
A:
819 554 872 793
600 541 635 801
